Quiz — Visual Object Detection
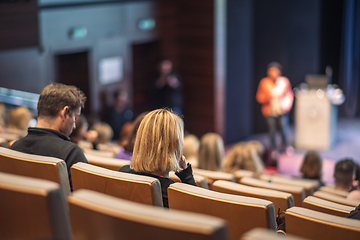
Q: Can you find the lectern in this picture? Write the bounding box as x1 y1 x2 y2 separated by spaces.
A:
295 89 338 150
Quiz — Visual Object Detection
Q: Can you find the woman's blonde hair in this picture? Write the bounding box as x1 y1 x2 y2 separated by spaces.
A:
131 109 184 173
198 133 224 171
183 134 200 168
223 141 265 174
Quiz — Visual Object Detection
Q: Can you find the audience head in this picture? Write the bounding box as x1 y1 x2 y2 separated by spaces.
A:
223 141 265 174
267 62 282 80
7 106 32 131
118 121 133 147
92 122 113 144
198 133 224 171
182 134 200 167
131 109 184 173
334 158 356 191
123 112 148 153
159 59 173 75
37 83 86 136
69 114 88 144
300 151 322 180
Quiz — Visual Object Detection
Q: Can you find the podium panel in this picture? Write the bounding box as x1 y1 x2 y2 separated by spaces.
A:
295 90 337 150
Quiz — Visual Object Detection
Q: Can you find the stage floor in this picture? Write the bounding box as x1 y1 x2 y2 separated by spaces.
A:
241 117 360 184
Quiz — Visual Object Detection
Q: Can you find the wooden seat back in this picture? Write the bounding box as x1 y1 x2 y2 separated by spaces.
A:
68 189 230 240
0 147 70 196
302 196 354 217
212 180 294 213
0 172 72 240
168 182 276 240
240 177 305 206
285 207 360 239
71 162 163 206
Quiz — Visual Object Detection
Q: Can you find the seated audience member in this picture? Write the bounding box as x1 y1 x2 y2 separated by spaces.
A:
90 122 118 154
223 141 265 175
334 159 359 194
182 134 200 168
119 109 196 208
69 114 88 144
300 151 325 186
115 112 147 161
10 83 88 190
117 121 133 147
7 106 32 137
198 133 224 171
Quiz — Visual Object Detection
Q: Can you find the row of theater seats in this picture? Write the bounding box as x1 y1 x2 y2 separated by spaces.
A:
0 146 359 239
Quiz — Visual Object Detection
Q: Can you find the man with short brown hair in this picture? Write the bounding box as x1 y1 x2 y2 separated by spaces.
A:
11 83 88 190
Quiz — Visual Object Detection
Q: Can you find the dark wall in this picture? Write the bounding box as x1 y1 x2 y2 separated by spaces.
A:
225 0 253 143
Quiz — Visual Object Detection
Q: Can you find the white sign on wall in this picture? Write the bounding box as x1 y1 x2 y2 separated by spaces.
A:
99 56 123 85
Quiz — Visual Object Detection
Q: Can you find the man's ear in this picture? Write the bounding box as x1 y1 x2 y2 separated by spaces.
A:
59 106 69 120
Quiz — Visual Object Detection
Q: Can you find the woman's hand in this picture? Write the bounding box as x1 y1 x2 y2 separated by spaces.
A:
179 155 188 170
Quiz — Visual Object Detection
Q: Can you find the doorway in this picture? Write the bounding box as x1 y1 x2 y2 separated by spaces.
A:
55 51 90 116
132 41 161 114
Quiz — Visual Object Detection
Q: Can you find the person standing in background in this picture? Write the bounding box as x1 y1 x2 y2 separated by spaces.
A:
106 90 135 141
155 59 183 116
256 62 293 155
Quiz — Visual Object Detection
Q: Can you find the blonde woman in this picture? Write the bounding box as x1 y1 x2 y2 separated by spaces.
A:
223 141 265 174
119 109 196 208
182 134 200 168
198 133 224 171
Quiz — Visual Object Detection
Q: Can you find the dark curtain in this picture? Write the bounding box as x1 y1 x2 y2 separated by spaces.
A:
340 0 360 117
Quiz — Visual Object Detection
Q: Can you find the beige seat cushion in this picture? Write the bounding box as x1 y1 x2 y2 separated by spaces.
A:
193 168 235 182
68 189 229 240
71 162 163 206
212 180 294 213
313 191 359 207
0 147 70 196
233 169 255 182
0 172 72 240
302 196 354 217
259 174 316 197
285 207 360 239
84 152 130 171
240 177 305 207
168 182 276 240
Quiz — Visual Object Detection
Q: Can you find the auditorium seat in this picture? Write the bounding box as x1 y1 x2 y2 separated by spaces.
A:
0 137 9 147
84 152 129 171
212 180 294 213
275 173 320 190
68 189 230 240
83 148 115 157
71 162 163 206
241 227 308 240
233 169 255 182
285 207 360 239
0 147 71 196
0 132 19 144
168 182 276 240
169 171 209 189
240 177 305 206
193 168 235 182
313 191 359 207
0 172 72 240
318 185 349 198
259 174 316 197
302 196 354 217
